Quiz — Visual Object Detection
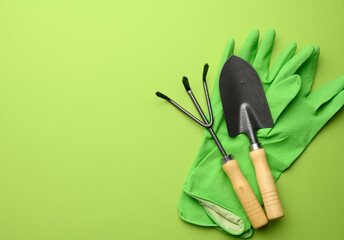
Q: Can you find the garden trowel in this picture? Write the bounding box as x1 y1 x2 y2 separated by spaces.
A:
219 55 284 220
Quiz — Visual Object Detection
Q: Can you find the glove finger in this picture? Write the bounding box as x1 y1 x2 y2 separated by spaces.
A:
266 75 301 122
308 76 344 111
239 29 259 64
212 38 235 96
210 39 235 117
297 45 320 96
268 42 297 83
316 90 344 125
253 29 276 83
274 45 315 84
221 38 235 64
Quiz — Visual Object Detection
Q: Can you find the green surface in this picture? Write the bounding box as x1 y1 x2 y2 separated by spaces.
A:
0 1 343 240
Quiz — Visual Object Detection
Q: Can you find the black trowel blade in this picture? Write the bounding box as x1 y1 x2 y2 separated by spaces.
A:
219 55 273 138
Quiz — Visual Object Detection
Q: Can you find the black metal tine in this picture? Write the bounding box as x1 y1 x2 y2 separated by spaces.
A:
155 91 212 127
202 63 214 126
182 76 211 126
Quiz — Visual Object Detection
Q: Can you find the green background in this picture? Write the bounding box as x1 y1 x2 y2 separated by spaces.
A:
0 0 343 239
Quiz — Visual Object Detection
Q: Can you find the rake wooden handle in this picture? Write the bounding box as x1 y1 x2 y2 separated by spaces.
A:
222 159 268 229
250 148 284 220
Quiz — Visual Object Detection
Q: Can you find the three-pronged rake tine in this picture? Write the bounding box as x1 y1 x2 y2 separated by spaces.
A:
203 63 209 82
155 91 170 100
182 76 191 92
202 63 213 126
155 64 227 157
155 64 214 129
182 76 211 126
155 91 210 127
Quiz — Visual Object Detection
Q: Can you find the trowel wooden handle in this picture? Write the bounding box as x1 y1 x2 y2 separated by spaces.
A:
250 148 284 220
222 159 268 229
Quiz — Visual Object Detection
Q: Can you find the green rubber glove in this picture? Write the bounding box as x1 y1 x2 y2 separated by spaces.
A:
178 29 344 238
